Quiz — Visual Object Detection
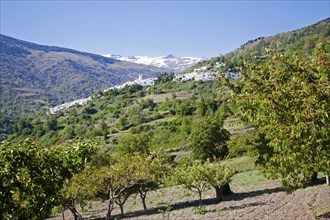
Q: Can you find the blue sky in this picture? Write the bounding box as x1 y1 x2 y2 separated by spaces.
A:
1 1 329 58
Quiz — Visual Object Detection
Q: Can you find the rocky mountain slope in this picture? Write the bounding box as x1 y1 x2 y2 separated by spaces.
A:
0 34 169 116
102 54 204 72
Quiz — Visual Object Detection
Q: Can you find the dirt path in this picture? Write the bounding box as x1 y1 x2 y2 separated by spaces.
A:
49 178 330 220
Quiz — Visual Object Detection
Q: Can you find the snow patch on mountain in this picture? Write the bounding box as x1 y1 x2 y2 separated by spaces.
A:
102 54 204 72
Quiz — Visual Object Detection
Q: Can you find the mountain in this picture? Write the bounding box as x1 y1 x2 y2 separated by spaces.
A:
0 34 169 136
185 17 330 73
0 35 169 113
102 54 204 72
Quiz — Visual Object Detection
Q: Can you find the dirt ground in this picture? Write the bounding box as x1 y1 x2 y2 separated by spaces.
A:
49 177 330 220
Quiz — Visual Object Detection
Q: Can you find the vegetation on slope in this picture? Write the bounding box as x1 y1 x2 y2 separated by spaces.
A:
0 34 169 136
1 18 329 220
184 17 330 73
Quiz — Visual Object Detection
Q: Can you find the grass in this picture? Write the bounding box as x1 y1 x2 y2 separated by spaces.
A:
141 93 173 103
222 156 257 172
231 170 268 189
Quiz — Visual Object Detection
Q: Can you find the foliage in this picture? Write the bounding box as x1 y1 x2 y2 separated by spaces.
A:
0 34 166 137
225 44 330 190
170 159 234 208
155 72 175 84
116 132 150 155
227 130 260 158
189 116 230 161
0 139 95 220
193 204 207 215
60 165 98 219
94 153 169 219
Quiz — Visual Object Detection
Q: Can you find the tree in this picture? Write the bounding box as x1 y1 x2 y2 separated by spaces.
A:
116 133 169 212
135 154 169 211
117 133 150 155
139 98 156 111
0 139 95 220
189 116 230 161
227 130 261 158
117 115 129 130
189 116 232 198
44 116 58 131
61 166 96 220
170 159 234 207
155 72 175 84
95 154 168 220
224 44 330 190
60 153 114 219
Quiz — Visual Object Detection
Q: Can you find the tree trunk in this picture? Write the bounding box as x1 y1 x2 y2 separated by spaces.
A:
198 190 202 208
214 186 223 202
119 204 124 217
63 198 83 220
115 195 129 217
68 198 83 220
221 183 232 196
214 183 232 202
106 198 114 220
326 174 330 186
311 172 318 182
138 188 147 210
68 206 84 220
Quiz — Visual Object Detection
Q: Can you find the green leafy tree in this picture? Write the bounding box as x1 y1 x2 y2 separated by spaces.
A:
117 115 129 130
224 44 330 190
135 154 169 211
170 160 234 207
60 166 97 220
94 154 168 219
189 116 230 161
139 98 156 111
0 139 95 220
60 152 114 219
227 130 261 158
155 72 175 84
116 134 169 212
44 116 58 131
175 99 194 116
117 133 150 155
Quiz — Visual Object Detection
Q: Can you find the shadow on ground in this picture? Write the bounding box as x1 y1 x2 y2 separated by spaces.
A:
316 211 330 219
93 186 285 220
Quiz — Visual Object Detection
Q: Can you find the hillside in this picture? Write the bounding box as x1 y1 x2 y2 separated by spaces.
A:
48 169 330 220
2 18 329 220
0 34 169 135
8 78 226 147
185 17 330 73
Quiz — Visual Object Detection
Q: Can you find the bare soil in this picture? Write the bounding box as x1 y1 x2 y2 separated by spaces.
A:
49 176 330 220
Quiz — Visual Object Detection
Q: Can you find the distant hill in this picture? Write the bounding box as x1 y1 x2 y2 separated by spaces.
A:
102 54 204 72
185 17 330 73
0 34 169 136
0 34 168 125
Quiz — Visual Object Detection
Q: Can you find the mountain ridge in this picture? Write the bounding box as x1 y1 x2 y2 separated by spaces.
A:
0 34 169 107
185 17 330 73
0 34 169 135
102 54 204 72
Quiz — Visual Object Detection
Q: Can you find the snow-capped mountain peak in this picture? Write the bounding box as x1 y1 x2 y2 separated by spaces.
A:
102 54 204 72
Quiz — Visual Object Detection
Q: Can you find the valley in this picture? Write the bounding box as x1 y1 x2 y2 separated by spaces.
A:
0 17 329 220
